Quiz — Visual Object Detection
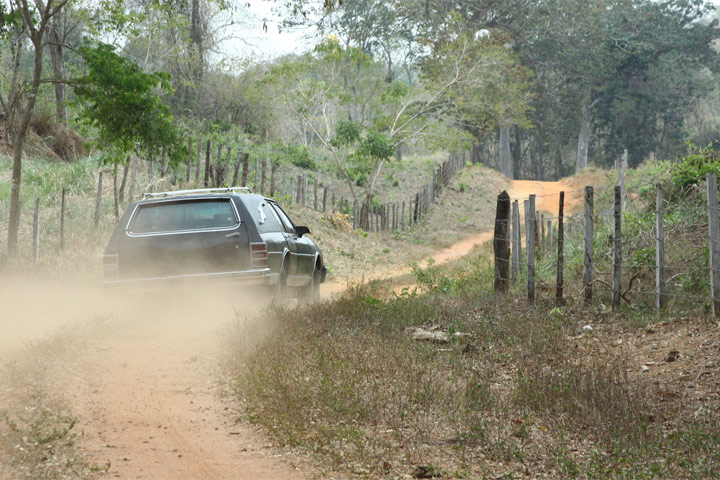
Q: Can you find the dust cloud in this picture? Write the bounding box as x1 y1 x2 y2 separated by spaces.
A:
0 274 274 357
0 272 305 480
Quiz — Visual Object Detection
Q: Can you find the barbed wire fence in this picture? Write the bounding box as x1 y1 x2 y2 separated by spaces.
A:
492 173 720 316
23 140 470 263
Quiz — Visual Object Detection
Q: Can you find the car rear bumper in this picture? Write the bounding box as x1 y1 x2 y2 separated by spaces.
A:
103 268 272 289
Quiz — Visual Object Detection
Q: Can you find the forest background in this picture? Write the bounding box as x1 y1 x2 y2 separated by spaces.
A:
3 0 720 255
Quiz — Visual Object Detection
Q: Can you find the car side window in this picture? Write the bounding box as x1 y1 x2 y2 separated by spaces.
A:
270 204 295 234
257 201 283 233
246 197 284 234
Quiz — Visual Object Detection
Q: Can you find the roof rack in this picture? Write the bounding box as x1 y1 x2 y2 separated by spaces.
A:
141 187 252 200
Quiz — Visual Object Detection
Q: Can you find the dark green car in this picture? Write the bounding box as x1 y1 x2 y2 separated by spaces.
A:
103 187 326 300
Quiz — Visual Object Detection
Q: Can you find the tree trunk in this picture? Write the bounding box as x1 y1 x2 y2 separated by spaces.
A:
8 23 46 257
47 16 67 125
511 125 522 179
499 126 513 178
190 0 204 82
576 100 591 172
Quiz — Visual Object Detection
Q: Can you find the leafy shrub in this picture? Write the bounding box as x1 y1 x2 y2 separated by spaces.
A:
280 143 316 170
670 145 720 196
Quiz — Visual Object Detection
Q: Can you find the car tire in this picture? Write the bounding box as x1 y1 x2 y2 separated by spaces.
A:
274 267 290 304
300 266 321 304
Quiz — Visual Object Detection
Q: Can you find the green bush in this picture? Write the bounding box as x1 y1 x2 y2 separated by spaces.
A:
282 143 316 170
670 146 720 196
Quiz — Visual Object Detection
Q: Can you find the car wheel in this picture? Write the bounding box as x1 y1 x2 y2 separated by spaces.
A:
273 267 290 304
300 266 321 304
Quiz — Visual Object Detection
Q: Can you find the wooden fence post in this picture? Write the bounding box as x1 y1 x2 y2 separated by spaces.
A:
186 138 192 183
523 200 529 250
527 194 536 304
353 201 358 229
414 193 420 222
494 191 511 294
556 191 565 306
322 187 328 212
531 210 541 260
707 172 720 316
128 154 137 203
194 140 201 184
270 163 277 196
148 150 154 183
296 175 302 204
253 158 259 192
160 148 167 178
583 186 594 304
511 200 520 282
119 160 129 204
232 151 242 186
612 186 622 310
431 170 436 202
204 140 211 187
32 198 40 263
60 188 66 251
241 153 249 187
314 179 318 210
620 149 628 209
215 143 223 183
223 147 231 185
260 159 267 194
656 183 667 311
303 175 309 205
94 171 103 228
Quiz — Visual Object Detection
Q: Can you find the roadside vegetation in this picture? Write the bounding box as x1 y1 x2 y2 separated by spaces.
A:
0 323 107 480
228 152 720 479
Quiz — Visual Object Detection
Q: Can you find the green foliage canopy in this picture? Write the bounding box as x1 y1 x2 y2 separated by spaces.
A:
73 42 185 164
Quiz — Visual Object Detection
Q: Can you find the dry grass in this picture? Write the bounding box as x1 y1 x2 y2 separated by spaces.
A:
0 322 108 480
230 246 720 479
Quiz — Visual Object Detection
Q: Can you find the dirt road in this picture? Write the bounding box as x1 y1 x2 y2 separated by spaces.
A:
1 177 580 480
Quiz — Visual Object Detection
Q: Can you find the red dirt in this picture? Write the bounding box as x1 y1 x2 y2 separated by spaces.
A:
69 295 304 480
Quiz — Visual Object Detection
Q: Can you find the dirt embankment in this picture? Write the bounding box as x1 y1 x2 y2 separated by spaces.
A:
1 175 586 480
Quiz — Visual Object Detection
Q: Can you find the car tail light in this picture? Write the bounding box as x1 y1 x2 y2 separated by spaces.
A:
250 242 268 268
103 254 119 279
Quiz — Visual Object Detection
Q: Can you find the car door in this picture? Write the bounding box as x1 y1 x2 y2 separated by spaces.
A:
248 197 291 281
271 203 316 281
268 202 301 279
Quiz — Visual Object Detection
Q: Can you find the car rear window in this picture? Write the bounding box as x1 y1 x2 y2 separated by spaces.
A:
129 199 238 234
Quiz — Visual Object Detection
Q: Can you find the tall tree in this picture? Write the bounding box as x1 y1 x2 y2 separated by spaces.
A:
3 0 71 257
